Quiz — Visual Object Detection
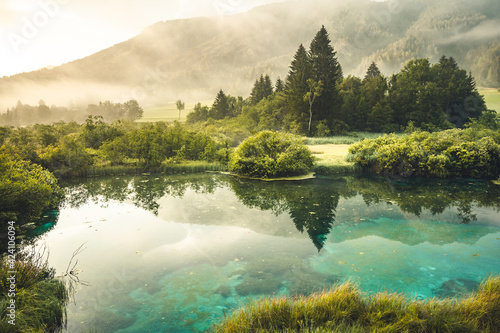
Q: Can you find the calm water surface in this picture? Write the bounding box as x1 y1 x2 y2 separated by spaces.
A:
26 174 500 332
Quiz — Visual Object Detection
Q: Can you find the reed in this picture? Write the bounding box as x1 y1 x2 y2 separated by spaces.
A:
55 162 227 178
0 248 68 332
212 276 500 333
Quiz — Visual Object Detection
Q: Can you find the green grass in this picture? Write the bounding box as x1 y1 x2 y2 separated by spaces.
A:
138 100 212 122
479 87 500 112
212 276 500 333
308 144 361 175
0 248 68 332
303 133 388 145
54 161 228 178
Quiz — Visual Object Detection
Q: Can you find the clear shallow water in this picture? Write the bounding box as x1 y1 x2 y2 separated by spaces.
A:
25 174 500 332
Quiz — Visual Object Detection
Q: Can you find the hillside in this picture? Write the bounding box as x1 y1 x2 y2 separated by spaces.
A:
0 0 499 110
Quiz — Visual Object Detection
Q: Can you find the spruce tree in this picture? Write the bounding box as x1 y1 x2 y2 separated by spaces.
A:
309 25 343 128
285 44 313 134
275 77 284 93
250 74 274 105
263 74 274 98
364 62 382 80
209 89 230 120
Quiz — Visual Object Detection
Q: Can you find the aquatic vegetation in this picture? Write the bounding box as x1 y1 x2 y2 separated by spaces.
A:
212 276 500 333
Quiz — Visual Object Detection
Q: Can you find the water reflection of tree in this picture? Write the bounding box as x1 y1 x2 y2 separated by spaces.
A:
345 176 500 224
61 174 500 250
63 174 224 215
228 177 357 251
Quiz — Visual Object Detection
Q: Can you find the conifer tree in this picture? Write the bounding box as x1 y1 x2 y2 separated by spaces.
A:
285 44 313 133
364 62 382 80
250 74 274 105
309 25 343 128
209 89 230 120
275 77 284 93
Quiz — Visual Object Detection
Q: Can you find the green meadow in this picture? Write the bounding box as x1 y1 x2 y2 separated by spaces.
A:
479 87 500 112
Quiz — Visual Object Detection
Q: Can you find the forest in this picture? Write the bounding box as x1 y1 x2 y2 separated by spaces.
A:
187 26 490 137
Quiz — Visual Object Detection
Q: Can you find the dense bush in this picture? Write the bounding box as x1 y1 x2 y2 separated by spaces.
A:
1 121 231 177
0 153 63 225
229 131 314 178
347 128 500 178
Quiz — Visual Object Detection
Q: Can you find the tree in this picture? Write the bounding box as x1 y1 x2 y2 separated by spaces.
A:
124 100 144 120
285 44 312 134
209 90 230 120
176 100 185 121
339 76 364 130
364 62 382 80
186 103 209 124
304 79 324 136
275 77 284 93
309 26 343 127
250 75 274 105
432 56 486 127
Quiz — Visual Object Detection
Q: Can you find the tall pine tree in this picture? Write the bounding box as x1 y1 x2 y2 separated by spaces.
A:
309 26 343 130
209 90 230 120
364 62 382 80
250 74 274 105
285 44 313 134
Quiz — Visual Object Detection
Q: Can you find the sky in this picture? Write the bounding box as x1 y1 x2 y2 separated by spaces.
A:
0 0 285 77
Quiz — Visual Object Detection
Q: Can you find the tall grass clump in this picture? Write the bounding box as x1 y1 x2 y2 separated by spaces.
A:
212 276 500 333
0 248 68 332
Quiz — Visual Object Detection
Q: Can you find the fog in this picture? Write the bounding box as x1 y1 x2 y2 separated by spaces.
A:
0 0 499 116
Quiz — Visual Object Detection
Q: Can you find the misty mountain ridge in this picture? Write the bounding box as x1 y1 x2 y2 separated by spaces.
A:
1 0 499 110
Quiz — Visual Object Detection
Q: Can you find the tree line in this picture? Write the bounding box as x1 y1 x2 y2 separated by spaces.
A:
0 99 143 127
187 26 491 137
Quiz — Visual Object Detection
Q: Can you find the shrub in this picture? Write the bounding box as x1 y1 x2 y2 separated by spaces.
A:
0 153 63 225
229 131 314 179
347 129 500 178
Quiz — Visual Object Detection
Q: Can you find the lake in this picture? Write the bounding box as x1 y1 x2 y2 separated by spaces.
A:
25 173 500 332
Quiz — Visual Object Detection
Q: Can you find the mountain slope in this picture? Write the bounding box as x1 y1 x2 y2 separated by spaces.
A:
1 0 499 110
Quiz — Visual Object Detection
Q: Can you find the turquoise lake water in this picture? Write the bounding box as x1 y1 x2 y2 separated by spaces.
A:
26 174 500 332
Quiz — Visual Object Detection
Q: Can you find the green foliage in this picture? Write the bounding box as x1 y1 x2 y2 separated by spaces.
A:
81 116 123 149
0 153 63 224
186 102 210 124
348 128 500 178
0 250 68 332
40 135 94 175
250 74 274 105
229 131 314 179
209 90 231 120
184 27 488 137
212 276 500 333
309 25 343 128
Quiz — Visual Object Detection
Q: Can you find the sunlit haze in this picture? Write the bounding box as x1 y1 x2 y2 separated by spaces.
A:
0 0 285 77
